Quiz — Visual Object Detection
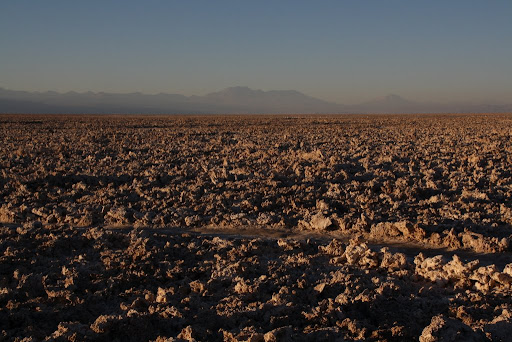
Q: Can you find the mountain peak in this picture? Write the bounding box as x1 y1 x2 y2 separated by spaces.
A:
211 86 262 97
224 86 252 91
383 94 403 101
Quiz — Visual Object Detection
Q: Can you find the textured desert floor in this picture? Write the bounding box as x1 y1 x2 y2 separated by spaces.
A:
1 114 511 341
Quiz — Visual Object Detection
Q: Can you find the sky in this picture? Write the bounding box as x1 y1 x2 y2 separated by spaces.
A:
1 1 511 104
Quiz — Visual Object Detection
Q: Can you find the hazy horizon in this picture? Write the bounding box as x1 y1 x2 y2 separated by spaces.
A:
1 85 509 107
1 1 511 105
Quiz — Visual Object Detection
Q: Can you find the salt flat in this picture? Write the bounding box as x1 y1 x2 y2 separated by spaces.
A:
1 114 511 340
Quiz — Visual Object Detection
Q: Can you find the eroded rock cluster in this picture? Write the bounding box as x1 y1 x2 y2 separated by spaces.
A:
1 225 511 341
1 114 512 340
1 115 511 253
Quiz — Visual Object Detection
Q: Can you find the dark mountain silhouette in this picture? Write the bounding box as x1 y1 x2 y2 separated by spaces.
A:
202 86 344 113
348 94 512 114
0 86 346 114
0 87 510 114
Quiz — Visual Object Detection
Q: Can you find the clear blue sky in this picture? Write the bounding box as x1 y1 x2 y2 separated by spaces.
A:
1 1 511 104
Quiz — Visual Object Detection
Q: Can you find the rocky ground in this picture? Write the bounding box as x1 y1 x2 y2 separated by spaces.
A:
1 114 511 340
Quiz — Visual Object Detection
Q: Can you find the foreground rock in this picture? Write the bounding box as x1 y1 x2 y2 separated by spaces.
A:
1 225 511 341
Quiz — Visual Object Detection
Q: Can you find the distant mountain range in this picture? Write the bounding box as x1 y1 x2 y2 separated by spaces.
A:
0 86 511 114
